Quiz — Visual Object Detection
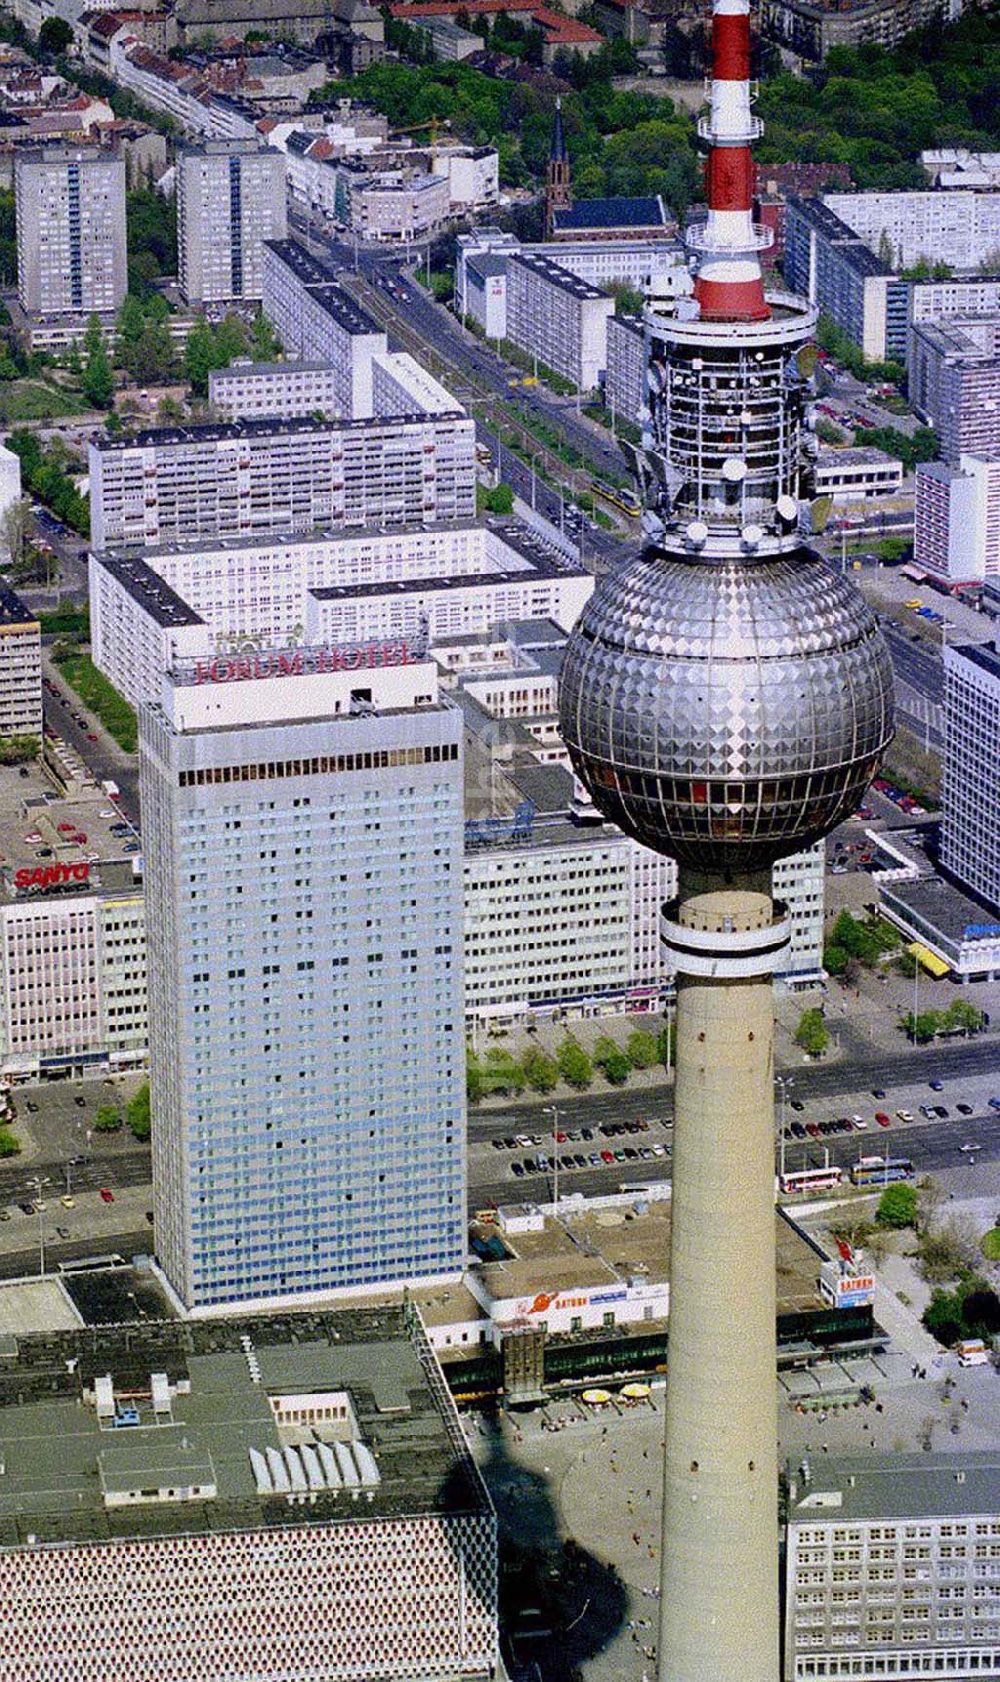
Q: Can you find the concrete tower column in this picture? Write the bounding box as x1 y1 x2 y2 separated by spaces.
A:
658 876 790 1682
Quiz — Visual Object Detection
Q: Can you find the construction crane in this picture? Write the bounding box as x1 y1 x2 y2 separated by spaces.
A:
388 116 453 148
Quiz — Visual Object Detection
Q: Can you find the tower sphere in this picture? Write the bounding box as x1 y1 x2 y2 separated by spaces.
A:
559 544 894 877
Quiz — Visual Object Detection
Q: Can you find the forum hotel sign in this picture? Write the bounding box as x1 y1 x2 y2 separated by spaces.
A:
174 634 428 689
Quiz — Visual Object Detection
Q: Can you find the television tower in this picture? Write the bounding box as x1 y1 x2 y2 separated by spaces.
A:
558 4 894 1680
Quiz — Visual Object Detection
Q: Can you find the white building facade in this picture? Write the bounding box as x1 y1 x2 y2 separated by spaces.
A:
261 239 386 415
915 455 1000 582
0 588 41 740
141 654 467 1312
88 412 477 551
14 144 127 317
177 138 287 305
505 252 614 392
941 640 1000 912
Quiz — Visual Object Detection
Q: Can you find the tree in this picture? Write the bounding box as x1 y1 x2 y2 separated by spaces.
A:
942 997 983 1035
876 1181 918 1228
556 1037 593 1090
625 1028 658 1069
484 1045 525 1096
477 482 515 515
184 320 221 397
94 1105 123 1133
251 312 281 362
0 495 31 565
0 1126 19 1158
594 1038 631 1085
116 293 146 365
923 1287 965 1347
466 1049 485 1103
82 325 115 409
127 1081 151 1141
0 734 39 765
39 15 72 53
795 1008 829 1057
961 1286 1000 1340
131 318 177 384
521 1044 558 1094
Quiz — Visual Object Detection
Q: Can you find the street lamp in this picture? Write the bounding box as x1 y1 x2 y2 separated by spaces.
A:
775 1075 794 1185
27 1175 50 1277
544 1103 559 1212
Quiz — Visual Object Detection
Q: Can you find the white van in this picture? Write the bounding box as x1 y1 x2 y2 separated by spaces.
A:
957 1339 990 1368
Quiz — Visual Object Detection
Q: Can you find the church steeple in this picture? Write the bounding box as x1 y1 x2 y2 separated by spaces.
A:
545 96 571 239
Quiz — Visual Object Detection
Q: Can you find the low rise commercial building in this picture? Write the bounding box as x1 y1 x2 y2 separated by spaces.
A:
914 455 1000 582
409 15 484 56
88 409 476 550
261 238 386 414
813 448 904 504
0 764 146 1084
506 250 614 392
0 587 41 740
346 168 451 243
908 316 1000 465
784 1451 1000 1681
0 1306 497 1682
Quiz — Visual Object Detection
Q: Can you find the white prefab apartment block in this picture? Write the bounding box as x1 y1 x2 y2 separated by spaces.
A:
911 277 1000 326
208 359 359 423
505 251 614 392
177 138 287 304
915 454 1000 581
261 239 386 415
14 144 127 316
0 588 41 740
824 190 1000 276
89 521 592 710
941 640 1000 913
784 1451 1000 1682
908 317 1000 465
88 411 477 550
141 656 466 1311
0 1306 498 1682
605 314 645 426
0 444 22 553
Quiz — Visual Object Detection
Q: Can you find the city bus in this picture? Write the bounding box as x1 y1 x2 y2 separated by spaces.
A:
849 1156 914 1187
778 1165 843 1196
592 481 641 520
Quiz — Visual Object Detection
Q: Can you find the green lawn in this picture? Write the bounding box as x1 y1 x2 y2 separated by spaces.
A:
55 654 137 753
0 381 89 422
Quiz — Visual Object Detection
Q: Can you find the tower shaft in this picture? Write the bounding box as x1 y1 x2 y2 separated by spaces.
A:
659 883 788 1682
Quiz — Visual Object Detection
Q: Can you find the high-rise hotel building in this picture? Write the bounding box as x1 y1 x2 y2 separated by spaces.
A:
140 644 466 1312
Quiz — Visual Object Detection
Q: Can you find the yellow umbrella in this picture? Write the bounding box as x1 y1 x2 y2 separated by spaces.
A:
621 1382 651 1400
582 1388 612 1406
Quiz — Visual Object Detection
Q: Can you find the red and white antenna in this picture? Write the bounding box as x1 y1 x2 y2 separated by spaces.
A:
689 0 771 323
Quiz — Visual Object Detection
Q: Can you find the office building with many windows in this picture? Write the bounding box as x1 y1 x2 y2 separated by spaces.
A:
141 650 466 1312
177 138 287 304
941 640 1000 915
915 455 1000 582
505 250 614 392
88 411 476 551
14 144 127 319
784 1452 1000 1682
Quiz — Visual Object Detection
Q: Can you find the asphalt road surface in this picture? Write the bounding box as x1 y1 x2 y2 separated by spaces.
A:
42 661 141 828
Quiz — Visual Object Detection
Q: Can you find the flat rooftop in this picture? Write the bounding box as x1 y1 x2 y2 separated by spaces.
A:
96 548 204 630
0 586 36 627
0 761 142 905
787 1452 1000 1523
0 1304 487 1549
93 410 465 450
473 1203 821 1318
92 518 483 565
882 874 1000 947
510 249 609 302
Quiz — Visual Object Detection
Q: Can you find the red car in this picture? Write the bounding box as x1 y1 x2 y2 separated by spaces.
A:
555 1131 567 1143
875 1111 892 1128
806 1122 821 1138
600 1149 614 1164
98 1188 115 1203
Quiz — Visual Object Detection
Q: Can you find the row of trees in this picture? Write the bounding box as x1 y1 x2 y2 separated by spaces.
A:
901 997 985 1044
467 1024 673 1101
